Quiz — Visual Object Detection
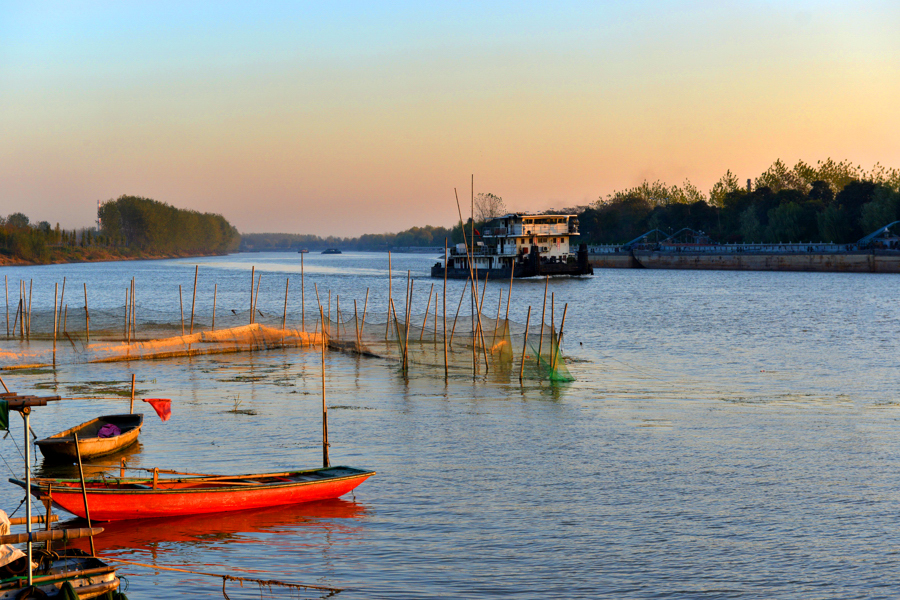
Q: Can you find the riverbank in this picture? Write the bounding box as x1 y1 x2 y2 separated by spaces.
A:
588 250 900 273
0 246 229 267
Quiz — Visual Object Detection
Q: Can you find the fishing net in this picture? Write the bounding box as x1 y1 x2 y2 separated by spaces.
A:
0 302 572 382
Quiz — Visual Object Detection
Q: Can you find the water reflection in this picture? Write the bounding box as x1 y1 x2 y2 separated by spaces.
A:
64 499 368 554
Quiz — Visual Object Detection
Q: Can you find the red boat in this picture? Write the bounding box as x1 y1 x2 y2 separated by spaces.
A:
10 466 374 522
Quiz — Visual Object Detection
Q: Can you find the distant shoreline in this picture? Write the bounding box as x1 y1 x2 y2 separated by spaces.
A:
0 248 230 267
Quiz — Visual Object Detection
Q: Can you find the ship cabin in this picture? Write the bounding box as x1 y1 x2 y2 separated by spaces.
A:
432 213 592 279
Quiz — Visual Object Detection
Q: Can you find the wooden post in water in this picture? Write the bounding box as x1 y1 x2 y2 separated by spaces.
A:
249 266 255 324
4 275 7 338
552 303 568 373
72 433 95 556
52 283 59 345
282 278 289 331
449 279 468 347
83 283 90 342
131 277 136 340
123 287 128 341
403 279 414 373
63 305 67 334
26 280 32 339
253 274 261 324
328 290 331 326
537 276 548 366
520 306 532 382
491 289 502 349
443 239 448 377
212 283 217 330
361 288 369 345
179 285 184 336
301 254 305 331
189 265 198 334
385 251 392 339
336 296 341 341
130 374 136 414
506 261 514 321
19 282 24 339
57 277 66 335
420 283 434 341
319 306 330 469
354 300 360 350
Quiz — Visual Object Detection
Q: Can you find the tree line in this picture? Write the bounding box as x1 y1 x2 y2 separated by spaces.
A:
99 195 240 254
1 195 240 264
580 159 900 245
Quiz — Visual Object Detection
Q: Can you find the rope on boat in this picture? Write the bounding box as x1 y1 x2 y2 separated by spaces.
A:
105 558 342 596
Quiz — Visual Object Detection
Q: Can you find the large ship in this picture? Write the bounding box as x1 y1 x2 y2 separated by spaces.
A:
431 212 593 279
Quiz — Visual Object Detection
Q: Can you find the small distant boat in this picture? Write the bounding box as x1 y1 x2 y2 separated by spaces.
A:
298 248 309 253
35 414 143 462
13 466 375 521
321 248 342 254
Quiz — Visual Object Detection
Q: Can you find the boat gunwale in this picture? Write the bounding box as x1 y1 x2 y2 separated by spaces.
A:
35 413 144 447
11 467 376 496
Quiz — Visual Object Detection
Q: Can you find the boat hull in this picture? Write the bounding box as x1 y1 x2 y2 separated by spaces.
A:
35 414 143 462
12 466 374 521
0 554 119 599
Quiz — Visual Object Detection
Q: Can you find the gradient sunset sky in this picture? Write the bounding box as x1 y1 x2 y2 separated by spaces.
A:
2 2 898 236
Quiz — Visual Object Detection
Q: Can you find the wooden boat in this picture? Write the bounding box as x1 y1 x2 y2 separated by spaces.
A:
0 550 120 599
12 466 375 522
35 414 143 462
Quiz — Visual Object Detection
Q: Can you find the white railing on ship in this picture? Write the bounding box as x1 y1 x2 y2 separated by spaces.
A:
588 243 853 254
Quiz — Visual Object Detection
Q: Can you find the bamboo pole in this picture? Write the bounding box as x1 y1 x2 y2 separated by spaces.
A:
27 280 32 339
212 283 217 330
130 374 136 414
18 281 23 339
449 279 468 346
57 277 66 335
420 283 434 341
537 276 548 366
83 283 89 342
123 287 128 341
336 295 341 341
328 290 331 325
506 263 514 321
443 238 450 378
73 433 95 556
319 306 330 468
4 275 7 337
63 304 67 334
403 278 414 372
11 299 19 339
434 290 438 344
253 273 261 324
189 265 198 334
389 297 403 356
282 278 290 331
475 272 490 370
301 253 305 331
552 303 569 372
454 188 478 377
491 289 502 350
361 288 369 344
249 266 255 324
385 251 392 339
520 306 531 382
52 283 58 345
354 300 360 349
131 277 136 340
179 285 184 336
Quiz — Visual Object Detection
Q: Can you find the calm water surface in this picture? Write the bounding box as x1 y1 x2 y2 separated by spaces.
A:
0 253 898 599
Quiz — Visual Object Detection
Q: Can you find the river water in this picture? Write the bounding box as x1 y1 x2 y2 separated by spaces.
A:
0 253 898 599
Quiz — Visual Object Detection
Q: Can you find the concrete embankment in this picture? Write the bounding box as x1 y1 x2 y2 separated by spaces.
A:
589 251 900 273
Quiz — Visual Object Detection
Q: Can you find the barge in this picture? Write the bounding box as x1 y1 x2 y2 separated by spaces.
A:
431 213 593 279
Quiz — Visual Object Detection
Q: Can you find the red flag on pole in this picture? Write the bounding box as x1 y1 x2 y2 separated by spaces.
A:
143 398 172 422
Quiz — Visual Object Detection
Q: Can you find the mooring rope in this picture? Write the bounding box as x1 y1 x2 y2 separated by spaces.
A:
105 558 342 596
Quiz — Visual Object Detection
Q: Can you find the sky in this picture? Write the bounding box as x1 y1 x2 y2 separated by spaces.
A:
1 1 899 236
